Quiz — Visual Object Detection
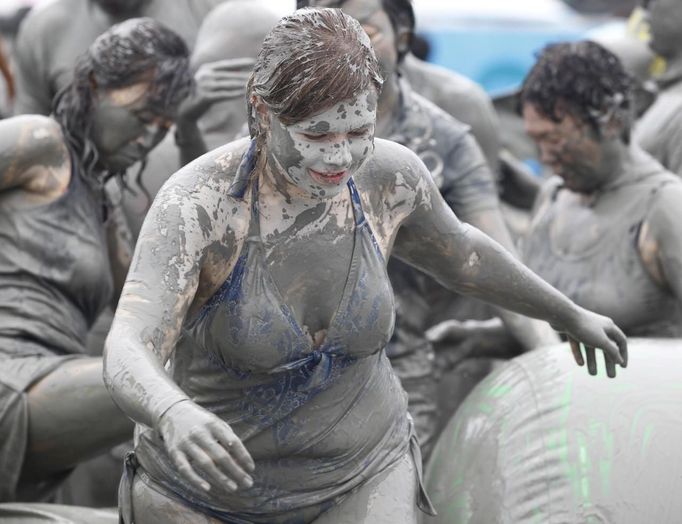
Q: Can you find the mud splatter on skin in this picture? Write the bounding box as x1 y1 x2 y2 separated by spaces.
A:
105 10 629 518
264 90 377 200
106 139 252 427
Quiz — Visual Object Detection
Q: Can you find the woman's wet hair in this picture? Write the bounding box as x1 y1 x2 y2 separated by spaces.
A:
299 0 415 63
53 17 192 181
248 7 383 140
519 40 635 143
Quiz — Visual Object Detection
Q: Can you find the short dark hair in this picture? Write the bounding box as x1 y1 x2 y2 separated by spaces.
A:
301 0 415 63
519 40 635 142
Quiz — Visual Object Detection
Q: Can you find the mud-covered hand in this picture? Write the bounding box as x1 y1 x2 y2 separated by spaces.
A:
556 307 628 378
177 58 255 124
157 400 255 494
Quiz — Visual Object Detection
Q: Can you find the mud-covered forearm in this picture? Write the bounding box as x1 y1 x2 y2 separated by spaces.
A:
395 181 580 332
104 311 191 428
460 206 559 349
440 224 579 328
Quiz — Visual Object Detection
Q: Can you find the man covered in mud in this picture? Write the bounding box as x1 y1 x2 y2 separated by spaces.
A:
12 0 224 115
522 41 682 338
304 0 557 457
633 0 682 176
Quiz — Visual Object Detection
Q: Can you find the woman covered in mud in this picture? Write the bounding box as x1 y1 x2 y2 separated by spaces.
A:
105 9 628 524
0 19 192 501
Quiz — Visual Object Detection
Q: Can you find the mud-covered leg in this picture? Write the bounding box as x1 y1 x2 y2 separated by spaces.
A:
315 453 419 524
20 358 133 481
127 476 220 524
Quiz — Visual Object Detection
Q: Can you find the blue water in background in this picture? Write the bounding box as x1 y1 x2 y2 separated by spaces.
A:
423 26 586 96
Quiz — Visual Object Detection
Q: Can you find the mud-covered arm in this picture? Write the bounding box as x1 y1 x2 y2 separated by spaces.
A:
0 115 69 193
103 167 237 428
441 133 558 349
104 147 255 492
104 179 204 427
391 149 627 375
646 184 682 308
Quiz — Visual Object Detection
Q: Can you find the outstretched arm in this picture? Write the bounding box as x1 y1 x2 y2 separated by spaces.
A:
391 149 627 377
440 132 558 350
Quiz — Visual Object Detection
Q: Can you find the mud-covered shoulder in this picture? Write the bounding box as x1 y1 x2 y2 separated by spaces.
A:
149 137 252 234
133 137 252 314
0 115 69 191
353 138 436 251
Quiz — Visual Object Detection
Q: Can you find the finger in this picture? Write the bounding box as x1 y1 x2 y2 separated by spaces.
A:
185 442 239 492
212 424 255 473
203 77 250 88
585 346 597 376
569 338 584 366
604 351 617 379
200 92 246 104
426 321 460 343
169 449 211 492
197 75 251 88
605 324 627 367
209 72 253 81
195 433 253 489
210 57 256 71
204 89 248 102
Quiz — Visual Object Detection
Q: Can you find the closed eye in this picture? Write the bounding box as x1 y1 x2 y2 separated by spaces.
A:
349 127 371 138
299 133 328 141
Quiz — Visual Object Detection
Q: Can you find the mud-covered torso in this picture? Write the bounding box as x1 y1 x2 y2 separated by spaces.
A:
0 158 113 355
522 154 682 337
180 167 396 373
259 194 355 343
136 141 409 517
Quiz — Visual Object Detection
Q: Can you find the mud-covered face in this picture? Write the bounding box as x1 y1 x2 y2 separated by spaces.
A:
266 90 378 199
644 0 682 60
523 103 609 193
337 0 400 79
90 81 173 172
